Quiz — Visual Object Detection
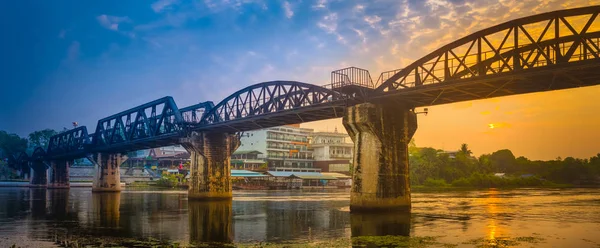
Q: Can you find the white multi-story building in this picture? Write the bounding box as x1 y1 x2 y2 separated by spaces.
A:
310 130 353 173
238 124 318 172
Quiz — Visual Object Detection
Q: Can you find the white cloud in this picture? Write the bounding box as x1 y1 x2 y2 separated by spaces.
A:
353 4 365 13
151 0 179 13
283 1 294 18
97 15 131 31
312 0 327 9
317 12 338 33
364 15 382 27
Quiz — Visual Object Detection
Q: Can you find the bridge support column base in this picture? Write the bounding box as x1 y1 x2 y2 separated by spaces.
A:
30 162 48 188
343 102 417 212
91 153 125 192
48 160 71 189
182 132 240 201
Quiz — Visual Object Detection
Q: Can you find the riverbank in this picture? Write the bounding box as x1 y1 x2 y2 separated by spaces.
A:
410 184 597 192
0 181 127 187
45 233 549 248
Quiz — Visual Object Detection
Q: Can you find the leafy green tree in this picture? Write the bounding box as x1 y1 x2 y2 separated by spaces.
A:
0 131 28 158
28 129 57 149
489 149 516 173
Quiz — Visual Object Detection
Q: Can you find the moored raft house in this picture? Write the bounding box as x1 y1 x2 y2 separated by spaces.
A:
321 172 352 188
231 170 269 189
265 171 337 189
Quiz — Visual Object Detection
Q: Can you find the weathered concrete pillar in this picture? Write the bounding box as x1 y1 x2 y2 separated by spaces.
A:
343 102 417 212
48 160 71 189
92 153 125 192
30 161 48 188
181 132 240 200
188 201 233 244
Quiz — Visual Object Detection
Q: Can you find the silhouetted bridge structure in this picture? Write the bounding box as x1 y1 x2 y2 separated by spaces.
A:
9 6 600 211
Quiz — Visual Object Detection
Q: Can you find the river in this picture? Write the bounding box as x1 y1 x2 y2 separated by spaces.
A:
0 187 599 247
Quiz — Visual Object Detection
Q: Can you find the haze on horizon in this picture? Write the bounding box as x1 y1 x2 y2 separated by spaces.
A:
1 0 599 161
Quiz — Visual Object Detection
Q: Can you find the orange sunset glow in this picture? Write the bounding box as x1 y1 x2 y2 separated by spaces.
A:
302 0 600 160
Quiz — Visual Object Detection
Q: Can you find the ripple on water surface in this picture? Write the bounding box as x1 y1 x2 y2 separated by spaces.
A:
0 187 599 247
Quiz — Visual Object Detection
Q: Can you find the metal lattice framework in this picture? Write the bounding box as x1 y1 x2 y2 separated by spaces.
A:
196 81 345 132
46 126 90 158
180 101 215 124
373 6 600 106
31 147 47 161
15 6 600 161
92 96 184 152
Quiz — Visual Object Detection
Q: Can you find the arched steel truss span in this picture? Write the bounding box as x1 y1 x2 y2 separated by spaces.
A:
373 5 600 107
180 101 215 125
194 81 347 133
46 126 90 159
91 96 184 153
15 6 600 161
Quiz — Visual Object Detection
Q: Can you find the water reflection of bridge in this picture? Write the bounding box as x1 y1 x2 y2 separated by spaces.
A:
8 6 600 212
0 188 415 246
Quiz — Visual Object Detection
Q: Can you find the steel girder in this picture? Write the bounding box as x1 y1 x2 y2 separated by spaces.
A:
31 147 46 161
18 6 600 160
180 101 215 124
91 96 184 153
194 81 345 132
46 126 90 159
372 5 600 107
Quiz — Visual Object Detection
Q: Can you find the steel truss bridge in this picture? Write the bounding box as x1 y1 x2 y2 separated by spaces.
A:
9 6 600 166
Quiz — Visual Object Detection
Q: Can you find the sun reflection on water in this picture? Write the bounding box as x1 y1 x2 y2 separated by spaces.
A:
484 189 501 240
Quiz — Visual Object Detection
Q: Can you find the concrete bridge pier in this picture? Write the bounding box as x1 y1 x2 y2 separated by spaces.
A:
90 153 125 192
343 102 417 212
30 161 48 188
181 132 240 200
48 160 71 189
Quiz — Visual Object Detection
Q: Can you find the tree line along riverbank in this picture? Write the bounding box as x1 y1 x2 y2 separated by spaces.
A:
408 142 600 188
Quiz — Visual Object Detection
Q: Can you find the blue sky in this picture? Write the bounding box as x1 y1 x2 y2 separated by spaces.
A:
0 0 359 134
1 0 599 159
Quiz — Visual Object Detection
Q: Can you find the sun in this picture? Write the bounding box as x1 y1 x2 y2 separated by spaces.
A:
488 123 495 129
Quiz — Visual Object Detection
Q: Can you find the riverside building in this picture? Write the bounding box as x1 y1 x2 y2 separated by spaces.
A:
309 129 353 174
238 124 319 172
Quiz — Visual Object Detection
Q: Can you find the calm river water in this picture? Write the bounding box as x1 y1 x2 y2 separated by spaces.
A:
0 187 599 247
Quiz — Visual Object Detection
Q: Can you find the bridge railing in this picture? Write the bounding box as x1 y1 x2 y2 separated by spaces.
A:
374 69 403 88
325 67 375 90
383 36 600 89
375 7 600 92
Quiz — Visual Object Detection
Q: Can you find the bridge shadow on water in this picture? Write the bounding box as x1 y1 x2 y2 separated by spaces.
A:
0 188 420 247
188 200 234 246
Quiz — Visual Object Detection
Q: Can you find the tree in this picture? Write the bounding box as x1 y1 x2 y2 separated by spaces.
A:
459 143 472 157
28 129 57 149
0 131 28 158
489 149 516 173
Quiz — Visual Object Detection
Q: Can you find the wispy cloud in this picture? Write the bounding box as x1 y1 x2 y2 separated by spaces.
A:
151 0 179 13
312 0 327 10
97 15 130 31
283 1 294 18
